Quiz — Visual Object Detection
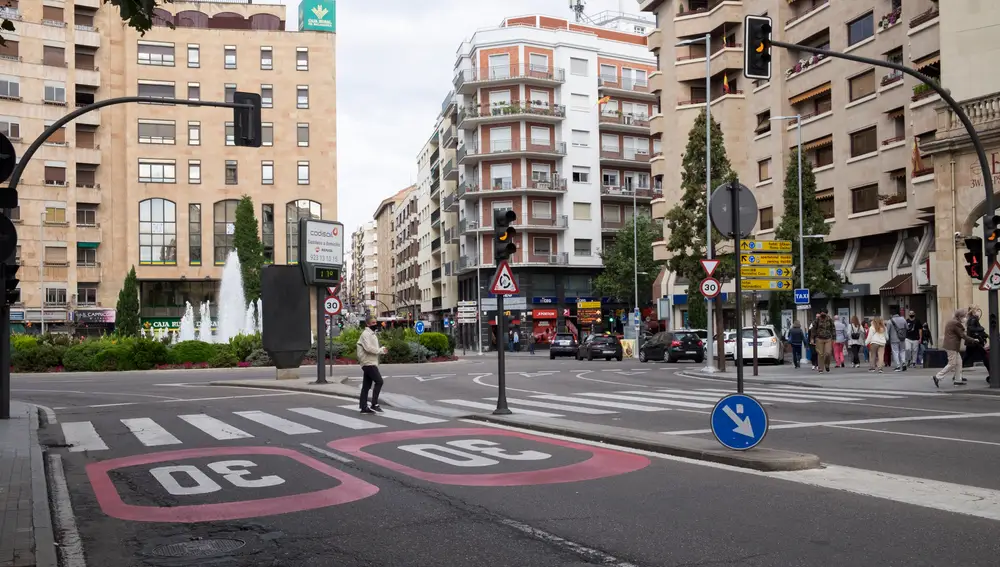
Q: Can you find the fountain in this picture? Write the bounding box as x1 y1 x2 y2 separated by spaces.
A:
166 250 264 344
198 301 213 342
178 302 197 342
256 298 263 334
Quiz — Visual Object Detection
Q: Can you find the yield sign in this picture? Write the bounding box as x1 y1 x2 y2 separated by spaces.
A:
700 258 721 277
490 260 519 295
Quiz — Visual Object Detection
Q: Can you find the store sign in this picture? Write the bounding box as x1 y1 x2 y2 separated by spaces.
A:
532 297 557 304
141 317 217 330
532 309 557 319
298 0 336 32
74 309 116 324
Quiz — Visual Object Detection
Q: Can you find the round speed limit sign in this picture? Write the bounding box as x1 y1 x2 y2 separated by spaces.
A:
324 296 342 315
700 277 721 299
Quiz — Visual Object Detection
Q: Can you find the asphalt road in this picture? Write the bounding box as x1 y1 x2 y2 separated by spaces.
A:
10 366 1000 565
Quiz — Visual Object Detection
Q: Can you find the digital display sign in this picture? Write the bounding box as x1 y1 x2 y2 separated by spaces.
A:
314 267 340 283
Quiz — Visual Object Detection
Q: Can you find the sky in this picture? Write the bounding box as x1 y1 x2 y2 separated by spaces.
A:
283 0 645 249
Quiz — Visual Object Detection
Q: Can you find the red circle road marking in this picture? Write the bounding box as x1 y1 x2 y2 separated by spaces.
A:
86 446 378 523
327 427 650 487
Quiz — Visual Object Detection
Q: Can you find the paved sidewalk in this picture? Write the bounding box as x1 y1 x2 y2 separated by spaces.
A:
0 403 56 567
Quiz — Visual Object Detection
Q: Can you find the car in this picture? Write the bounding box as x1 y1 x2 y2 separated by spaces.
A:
549 332 578 359
576 334 624 361
739 326 784 364
712 330 738 359
639 331 704 363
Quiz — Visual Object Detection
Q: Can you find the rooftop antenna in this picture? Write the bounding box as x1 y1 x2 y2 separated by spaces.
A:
569 0 590 23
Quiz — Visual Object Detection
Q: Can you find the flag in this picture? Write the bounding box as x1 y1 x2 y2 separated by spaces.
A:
597 95 611 107
723 74 730 94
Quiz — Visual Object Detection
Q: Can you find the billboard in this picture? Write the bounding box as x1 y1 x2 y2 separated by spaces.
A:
298 0 336 32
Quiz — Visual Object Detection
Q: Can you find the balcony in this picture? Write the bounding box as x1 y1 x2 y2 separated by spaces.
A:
599 148 653 168
597 76 657 101
441 90 456 115
430 176 440 195
459 255 479 271
432 297 443 309
430 211 441 227
909 7 939 30
785 1 831 43
454 65 566 94
599 111 651 134
74 24 102 48
75 183 101 203
601 219 626 233
76 262 102 282
674 45 743 83
459 218 480 234
442 192 458 212
458 101 566 130
673 1 744 42
444 262 453 277
442 126 457 148
76 224 102 243
431 268 442 282
523 215 568 231
600 185 659 202
514 252 568 266
459 139 567 164
444 227 458 244
442 158 457 180
75 65 100 87
459 176 567 199
76 104 100 126
43 262 70 281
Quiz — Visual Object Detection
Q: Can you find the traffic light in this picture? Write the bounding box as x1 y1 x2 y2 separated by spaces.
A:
965 237 984 280
370 291 375 301
4 263 19 305
493 209 517 261
743 15 772 80
986 215 1000 255
232 91 262 148
337 317 344 330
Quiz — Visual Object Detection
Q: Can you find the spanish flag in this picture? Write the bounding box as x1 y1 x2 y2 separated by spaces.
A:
597 95 611 107
722 74 730 94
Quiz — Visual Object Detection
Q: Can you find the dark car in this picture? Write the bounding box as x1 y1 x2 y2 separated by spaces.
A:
576 334 624 361
639 331 704 363
549 332 578 359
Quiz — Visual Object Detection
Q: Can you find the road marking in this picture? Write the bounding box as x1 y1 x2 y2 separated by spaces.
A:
575 392 714 410
121 418 182 447
336 404 447 424
661 411 1000 435
288 407 386 430
571 371 651 388
472 375 547 395
500 398 619 415
530 394 667 412
438 399 562 417
693 388 871 402
178 414 254 440
12 388 182 400
824 425 1000 447
62 421 108 452
233 411 321 435
300 442 353 463
647 389 813 404
773 385 947 397
498 518 639 567
55 392 301 410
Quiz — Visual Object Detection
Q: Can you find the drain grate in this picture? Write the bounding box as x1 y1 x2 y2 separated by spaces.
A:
150 539 247 558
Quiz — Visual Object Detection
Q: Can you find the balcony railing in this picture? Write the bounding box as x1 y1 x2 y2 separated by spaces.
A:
786 53 828 79
444 262 453 276
431 268 441 280
598 77 651 94
881 71 903 87
912 82 939 102
441 90 455 114
599 112 651 128
443 193 458 211
464 139 567 158
910 7 938 29
430 210 441 225
519 252 568 265
524 215 568 229
459 255 479 270
455 65 566 88
600 148 652 163
785 1 829 28
600 185 658 198
459 218 479 233
602 219 626 231
675 0 727 17
432 297 443 309
881 135 905 146
527 177 567 192
912 166 934 178
941 92 1000 131
444 227 458 243
442 158 455 179
878 6 902 31
442 126 457 147
430 177 440 193
460 177 568 196
431 238 441 252
460 101 566 122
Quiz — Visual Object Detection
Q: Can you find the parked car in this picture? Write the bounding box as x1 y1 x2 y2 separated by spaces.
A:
712 330 738 359
576 334 624 361
549 332 579 359
639 331 704 363
739 326 784 364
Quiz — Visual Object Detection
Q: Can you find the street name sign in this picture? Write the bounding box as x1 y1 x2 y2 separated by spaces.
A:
739 266 794 278
739 240 792 252
740 253 793 266
740 279 793 291
710 393 768 450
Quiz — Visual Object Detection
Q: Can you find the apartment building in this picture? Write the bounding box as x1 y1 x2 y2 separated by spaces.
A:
392 188 420 321
449 12 659 347
347 220 377 314
3 0 337 333
372 186 412 317
641 0 943 331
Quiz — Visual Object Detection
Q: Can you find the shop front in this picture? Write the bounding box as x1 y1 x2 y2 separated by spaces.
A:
73 309 116 336
530 308 558 344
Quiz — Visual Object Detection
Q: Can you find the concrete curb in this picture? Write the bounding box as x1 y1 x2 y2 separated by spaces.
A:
463 413 822 472
26 405 58 567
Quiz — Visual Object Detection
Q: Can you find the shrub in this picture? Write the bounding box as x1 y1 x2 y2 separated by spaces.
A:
63 340 109 372
407 341 432 363
229 333 262 362
418 332 449 357
383 339 413 364
128 339 170 370
209 345 240 368
92 344 133 372
446 332 457 355
37 333 73 347
11 334 37 352
335 327 361 360
169 341 217 364
246 348 273 367
11 343 65 372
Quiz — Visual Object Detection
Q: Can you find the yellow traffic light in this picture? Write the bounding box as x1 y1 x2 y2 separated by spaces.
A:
755 42 764 53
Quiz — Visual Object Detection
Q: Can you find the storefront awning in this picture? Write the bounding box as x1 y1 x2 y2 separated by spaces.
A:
815 190 834 202
803 135 833 152
879 274 913 296
889 169 907 180
914 53 940 70
77 242 99 249
789 82 831 105
886 107 905 120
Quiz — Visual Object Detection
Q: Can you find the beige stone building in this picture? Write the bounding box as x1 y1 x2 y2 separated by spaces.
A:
641 0 947 331
392 186 420 321
3 0 336 333
372 185 413 318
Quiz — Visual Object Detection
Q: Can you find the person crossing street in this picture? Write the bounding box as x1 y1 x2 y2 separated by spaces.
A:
357 317 388 414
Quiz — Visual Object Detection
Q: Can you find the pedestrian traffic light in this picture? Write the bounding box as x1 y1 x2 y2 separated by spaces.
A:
965 237 984 279
232 91 262 148
493 209 517 261
743 15 772 80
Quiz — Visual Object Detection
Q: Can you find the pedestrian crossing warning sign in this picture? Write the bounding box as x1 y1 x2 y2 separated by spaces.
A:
490 260 519 295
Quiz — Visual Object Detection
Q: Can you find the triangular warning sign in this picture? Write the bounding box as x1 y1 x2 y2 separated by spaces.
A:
980 260 1000 291
700 258 721 277
490 260 519 295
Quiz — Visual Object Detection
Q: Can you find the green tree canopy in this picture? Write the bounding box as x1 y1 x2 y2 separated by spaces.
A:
594 215 662 305
115 266 140 337
2 1 169 44
233 195 264 302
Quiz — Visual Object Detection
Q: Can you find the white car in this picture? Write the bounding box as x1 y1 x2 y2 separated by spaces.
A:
713 330 738 359
739 326 784 364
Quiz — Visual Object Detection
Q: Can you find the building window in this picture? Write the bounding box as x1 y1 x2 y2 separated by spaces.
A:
851 184 879 213
224 46 236 69
44 206 67 224
260 46 272 70
225 160 238 184
137 81 173 101
188 159 201 184
138 159 176 183
816 145 834 168
574 239 592 256
261 123 273 146
137 120 176 144
297 123 309 146
213 199 239 265
0 120 18 140
138 198 177 265
189 203 201 265
44 165 66 186
187 44 199 67
285 200 322 264
76 205 97 226
76 248 96 267
225 122 235 146
847 12 874 46
573 202 591 220
43 46 65 67
569 57 588 76
138 42 174 66
44 83 66 103
760 207 774 230
850 126 877 157
77 286 97 305
44 127 66 145
188 121 200 145
45 288 68 306
261 161 274 185
262 204 274 263
225 83 236 103
572 166 590 183
261 84 273 108
297 86 309 109
758 158 771 182
297 161 310 184
755 110 771 134
0 78 20 100
570 93 589 110
296 48 308 71
817 190 835 219
187 82 200 101
848 70 876 102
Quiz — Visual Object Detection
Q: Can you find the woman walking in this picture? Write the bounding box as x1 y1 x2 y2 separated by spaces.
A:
786 320 805 369
833 316 847 368
963 305 990 383
848 315 864 368
865 316 888 373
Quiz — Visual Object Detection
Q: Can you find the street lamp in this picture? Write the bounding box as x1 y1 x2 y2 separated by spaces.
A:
676 33 715 372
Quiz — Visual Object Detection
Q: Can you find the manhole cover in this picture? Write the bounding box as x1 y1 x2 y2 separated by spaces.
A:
150 539 246 558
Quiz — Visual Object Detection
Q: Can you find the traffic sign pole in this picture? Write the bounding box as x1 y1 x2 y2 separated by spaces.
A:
728 181 746 394
314 287 328 385
494 292 511 415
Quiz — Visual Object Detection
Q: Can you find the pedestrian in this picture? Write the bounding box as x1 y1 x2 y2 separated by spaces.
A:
917 321 931 366
861 318 871 362
962 305 990 383
865 317 888 373
848 315 864 368
786 320 805 369
357 317 388 414
904 310 923 369
528 332 535 355
808 314 820 370
512 330 520 352
889 310 908 371
813 310 835 373
935 308 979 387
834 316 847 368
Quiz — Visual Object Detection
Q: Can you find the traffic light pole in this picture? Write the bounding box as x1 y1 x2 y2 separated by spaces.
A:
769 39 1000 389
493 293 511 415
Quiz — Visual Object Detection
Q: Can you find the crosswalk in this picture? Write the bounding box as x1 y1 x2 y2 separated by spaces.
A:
437 386 946 418
60 405 449 453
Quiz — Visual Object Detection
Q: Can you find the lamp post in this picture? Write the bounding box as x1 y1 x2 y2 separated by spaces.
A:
39 212 45 335
676 32 715 372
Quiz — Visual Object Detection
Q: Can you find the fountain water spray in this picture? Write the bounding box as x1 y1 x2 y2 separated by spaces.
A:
178 302 197 342
199 301 212 342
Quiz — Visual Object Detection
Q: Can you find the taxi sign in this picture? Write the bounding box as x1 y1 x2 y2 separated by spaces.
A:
740 240 792 252
739 266 794 278
741 279 793 291
740 254 793 266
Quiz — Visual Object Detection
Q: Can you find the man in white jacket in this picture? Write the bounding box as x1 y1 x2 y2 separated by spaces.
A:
357 317 388 414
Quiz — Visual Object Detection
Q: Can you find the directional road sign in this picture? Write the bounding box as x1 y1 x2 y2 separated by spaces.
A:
490 261 519 295
457 300 478 307
794 288 810 305
739 266 794 278
980 261 1000 291
710 393 768 450
740 278 793 291
740 253 793 266
323 296 342 315
700 258 720 277
457 318 477 324
414 321 425 335
700 277 721 299
739 240 792 252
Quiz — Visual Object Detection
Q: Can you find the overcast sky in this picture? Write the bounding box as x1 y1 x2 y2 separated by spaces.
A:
284 0 647 248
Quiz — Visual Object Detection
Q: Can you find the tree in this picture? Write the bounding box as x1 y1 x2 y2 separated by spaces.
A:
233 195 264 302
594 215 662 306
685 280 707 329
115 266 140 337
772 149 842 310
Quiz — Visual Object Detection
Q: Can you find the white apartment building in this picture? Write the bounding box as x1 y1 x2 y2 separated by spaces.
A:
392 188 420 321
347 220 377 314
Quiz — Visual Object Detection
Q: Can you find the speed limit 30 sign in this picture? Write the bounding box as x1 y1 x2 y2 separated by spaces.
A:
700 277 721 299
324 296 342 315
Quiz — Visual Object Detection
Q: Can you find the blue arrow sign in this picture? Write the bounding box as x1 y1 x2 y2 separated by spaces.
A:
710 394 768 450
414 321 425 335
794 288 810 305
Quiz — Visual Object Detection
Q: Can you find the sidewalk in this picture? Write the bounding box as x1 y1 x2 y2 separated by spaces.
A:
0 403 56 567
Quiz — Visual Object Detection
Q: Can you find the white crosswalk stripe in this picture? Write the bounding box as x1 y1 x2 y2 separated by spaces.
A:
178 414 253 440
691 389 877 402
772 385 946 397
652 389 815 404
501 398 618 415
288 407 385 430
336 405 448 424
233 411 321 435
121 418 182 447
529 395 668 412
62 421 108 452
573 392 714 410
438 399 562 417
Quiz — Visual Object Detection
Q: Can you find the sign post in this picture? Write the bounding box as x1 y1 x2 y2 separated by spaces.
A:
298 218 344 385
489 260 519 415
